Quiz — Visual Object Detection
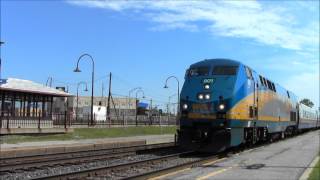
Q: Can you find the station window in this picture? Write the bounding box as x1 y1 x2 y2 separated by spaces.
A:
212 66 238 75
287 91 290 99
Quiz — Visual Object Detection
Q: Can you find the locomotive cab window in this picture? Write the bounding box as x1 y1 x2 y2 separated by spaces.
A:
188 66 210 76
212 66 238 75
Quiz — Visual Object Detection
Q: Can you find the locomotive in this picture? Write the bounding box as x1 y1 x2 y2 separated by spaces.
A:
178 59 319 152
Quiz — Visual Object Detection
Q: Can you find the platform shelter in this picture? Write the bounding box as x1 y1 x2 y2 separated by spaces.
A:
0 78 72 134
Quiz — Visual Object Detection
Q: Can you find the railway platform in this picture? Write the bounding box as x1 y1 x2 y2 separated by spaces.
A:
151 130 320 180
0 134 175 158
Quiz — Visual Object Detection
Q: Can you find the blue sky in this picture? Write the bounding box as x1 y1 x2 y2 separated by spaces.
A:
1 0 319 108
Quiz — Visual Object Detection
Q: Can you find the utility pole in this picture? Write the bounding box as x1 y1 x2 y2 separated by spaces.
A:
107 72 112 126
149 98 153 125
101 83 104 99
46 77 53 87
101 83 104 107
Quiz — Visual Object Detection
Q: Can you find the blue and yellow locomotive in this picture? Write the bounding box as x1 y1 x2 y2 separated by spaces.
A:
178 59 319 152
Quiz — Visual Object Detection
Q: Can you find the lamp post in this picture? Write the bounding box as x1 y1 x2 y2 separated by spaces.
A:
164 76 180 125
76 81 88 122
135 89 145 126
73 53 95 126
128 87 142 110
0 41 4 81
168 93 177 115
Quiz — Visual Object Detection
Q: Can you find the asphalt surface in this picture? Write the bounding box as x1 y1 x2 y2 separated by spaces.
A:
158 130 320 180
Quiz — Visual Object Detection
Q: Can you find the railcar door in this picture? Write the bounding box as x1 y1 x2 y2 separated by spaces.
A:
245 66 257 120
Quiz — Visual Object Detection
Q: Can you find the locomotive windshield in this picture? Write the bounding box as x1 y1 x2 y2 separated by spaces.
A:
212 66 238 75
188 66 210 76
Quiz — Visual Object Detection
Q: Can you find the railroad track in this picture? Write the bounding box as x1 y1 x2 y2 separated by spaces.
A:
35 151 196 180
31 150 231 180
3 133 306 180
0 142 175 172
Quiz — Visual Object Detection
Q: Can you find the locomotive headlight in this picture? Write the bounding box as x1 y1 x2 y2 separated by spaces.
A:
182 104 188 110
204 84 210 90
198 94 204 100
219 104 225 110
205 94 211 100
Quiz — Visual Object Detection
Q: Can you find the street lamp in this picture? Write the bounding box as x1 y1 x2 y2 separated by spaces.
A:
76 81 88 122
164 76 180 125
135 89 145 126
73 53 95 126
168 93 177 115
128 87 142 110
0 41 4 80
46 77 53 87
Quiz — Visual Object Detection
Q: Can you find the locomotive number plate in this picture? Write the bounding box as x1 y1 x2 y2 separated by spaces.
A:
202 78 215 84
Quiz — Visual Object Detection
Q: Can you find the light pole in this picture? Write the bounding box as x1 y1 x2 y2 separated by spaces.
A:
135 89 145 126
73 53 95 126
76 81 88 122
0 41 4 80
164 76 180 125
46 77 53 87
168 93 177 115
128 87 142 110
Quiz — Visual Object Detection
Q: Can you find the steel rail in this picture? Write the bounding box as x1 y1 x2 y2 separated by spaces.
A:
0 142 175 172
33 151 194 180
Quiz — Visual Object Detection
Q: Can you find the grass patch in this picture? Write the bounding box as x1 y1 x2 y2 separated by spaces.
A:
0 126 177 144
309 158 320 180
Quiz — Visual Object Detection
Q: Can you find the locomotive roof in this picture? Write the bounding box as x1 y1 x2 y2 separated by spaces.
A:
190 59 240 67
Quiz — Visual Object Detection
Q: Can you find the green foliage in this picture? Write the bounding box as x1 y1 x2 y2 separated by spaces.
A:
300 98 314 108
0 126 177 144
308 158 320 180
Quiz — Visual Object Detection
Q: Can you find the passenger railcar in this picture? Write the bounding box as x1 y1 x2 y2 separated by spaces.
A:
178 59 319 152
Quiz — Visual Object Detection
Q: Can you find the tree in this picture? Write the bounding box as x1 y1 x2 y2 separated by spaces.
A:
300 98 314 108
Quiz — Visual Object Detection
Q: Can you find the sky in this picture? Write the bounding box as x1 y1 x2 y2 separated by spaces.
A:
1 0 319 109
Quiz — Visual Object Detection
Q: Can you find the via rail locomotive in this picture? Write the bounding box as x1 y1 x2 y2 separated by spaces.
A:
178 59 319 152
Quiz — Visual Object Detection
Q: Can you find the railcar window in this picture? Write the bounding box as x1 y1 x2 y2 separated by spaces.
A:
245 66 253 79
189 66 210 76
266 79 272 90
212 66 238 75
259 75 264 85
272 83 276 92
262 77 267 87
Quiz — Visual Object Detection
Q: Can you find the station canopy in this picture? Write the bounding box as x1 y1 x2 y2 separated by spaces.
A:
0 78 71 96
0 78 72 119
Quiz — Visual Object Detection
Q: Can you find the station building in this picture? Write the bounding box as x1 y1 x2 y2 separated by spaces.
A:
0 78 72 134
53 96 139 118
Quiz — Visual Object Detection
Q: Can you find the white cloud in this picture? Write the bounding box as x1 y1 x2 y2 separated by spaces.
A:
283 72 319 108
68 0 319 53
68 0 319 105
